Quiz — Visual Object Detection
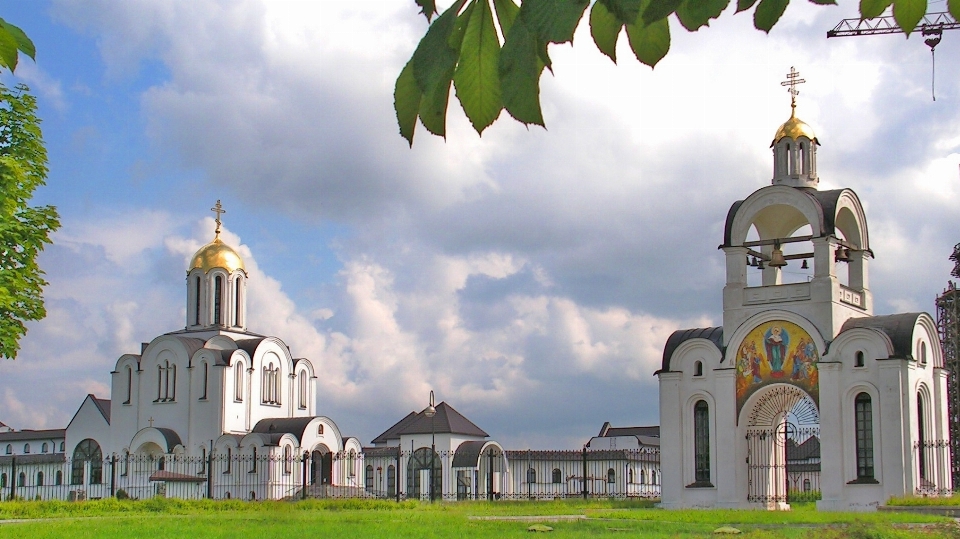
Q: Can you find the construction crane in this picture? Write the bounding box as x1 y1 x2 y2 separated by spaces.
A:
827 11 959 100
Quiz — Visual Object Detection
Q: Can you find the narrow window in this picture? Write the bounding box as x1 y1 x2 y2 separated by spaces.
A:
200 362 208 400
652 470 657 484
124 365 132 404
225 447 232 474
55 470 62 485
552 468 562 484
607 468 615 484
194 276 201 325
803 478 811 492
628 468 634 484
0 473 5 488
36 471 43 486
918 393 927 481
235 363 243 402
694 361 703 377
298 371 307 409
171 363 177 401
235 277 242 327
157 364 163 401
693 400 711 484
4 444 10 454
17 472 24 487
640 470 646 485
365 465 374 490
855 351 864 368
214 276 223 325
920 341 928 366
23 443 30 454
250 446 258 473
526 468 536 484
387 465 396 498
59 442 64 452
854 392 874 480
318 425 324 435
283 446 291 474
348 450 356 477
200 447 207 474
41 442 48 453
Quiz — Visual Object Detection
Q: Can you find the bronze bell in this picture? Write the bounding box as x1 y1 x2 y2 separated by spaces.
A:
769 244 787 268
801 259 809 270
835 246 850 263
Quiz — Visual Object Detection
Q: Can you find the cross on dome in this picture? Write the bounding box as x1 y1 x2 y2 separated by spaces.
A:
211 200 226 237
780 66 806 112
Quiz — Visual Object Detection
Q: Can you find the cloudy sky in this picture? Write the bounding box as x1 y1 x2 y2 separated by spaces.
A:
0 0 958 449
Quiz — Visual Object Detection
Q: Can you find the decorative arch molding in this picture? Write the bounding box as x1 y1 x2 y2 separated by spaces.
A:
825 328 895 367
740 384 819 428
670 339 724 377
129 427 184 454
914 314 943 368
112 353 142 374
833 190 870 250
726 186 827 247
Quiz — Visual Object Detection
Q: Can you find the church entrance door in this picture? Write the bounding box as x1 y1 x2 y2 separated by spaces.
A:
311 447 332 485
743 384 820 508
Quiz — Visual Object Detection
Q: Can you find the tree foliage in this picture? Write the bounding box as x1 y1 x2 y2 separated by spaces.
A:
0 83 59 359
396 0 960 145
0 18 35 73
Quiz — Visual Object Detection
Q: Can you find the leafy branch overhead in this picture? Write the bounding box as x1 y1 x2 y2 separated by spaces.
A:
0 18 35 73
396 0 960 145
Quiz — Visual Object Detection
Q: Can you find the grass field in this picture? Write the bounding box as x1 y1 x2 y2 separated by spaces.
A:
0 498 957 538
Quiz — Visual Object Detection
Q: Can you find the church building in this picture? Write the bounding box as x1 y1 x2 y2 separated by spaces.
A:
657 70 951 511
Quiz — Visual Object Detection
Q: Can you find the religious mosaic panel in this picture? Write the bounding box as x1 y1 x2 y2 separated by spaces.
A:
735 320 819 420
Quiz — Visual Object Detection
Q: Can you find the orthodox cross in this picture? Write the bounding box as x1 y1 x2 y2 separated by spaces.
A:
148 416 155 427
780 67 806 111
211 200 226 237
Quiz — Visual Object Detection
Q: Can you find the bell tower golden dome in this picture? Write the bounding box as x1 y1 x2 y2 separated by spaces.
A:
186 200 248 331
771 67 819 189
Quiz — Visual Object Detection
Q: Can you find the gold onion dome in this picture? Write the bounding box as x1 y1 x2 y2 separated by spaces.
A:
190 236 245 274
773 108 818 144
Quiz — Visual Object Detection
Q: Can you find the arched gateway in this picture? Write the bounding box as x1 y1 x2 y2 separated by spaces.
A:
656 69 951 511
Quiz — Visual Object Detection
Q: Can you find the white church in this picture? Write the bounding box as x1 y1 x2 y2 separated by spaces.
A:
657 70 952 511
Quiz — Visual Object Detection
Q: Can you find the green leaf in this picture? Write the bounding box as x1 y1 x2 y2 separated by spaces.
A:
591 1 624 62
418 66 455 137
808 0 835 5
598 0 645 24
416 0 439 22
892 0 926 35
454 0 504 134
499 19 546 126
859 0 892 17
626 14 670 67
0 19 35 61
754 0 790 33
950 0 960 21
493 0 521 37
675 0 730 31
736 0 760 13
395 60 422 146
519 0 591 44
642 0 682 25
412 0 467 93
0 29 18 72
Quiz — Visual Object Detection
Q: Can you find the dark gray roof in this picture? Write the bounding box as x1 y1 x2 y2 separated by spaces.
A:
92 398 111 424
786 437 820 461
371 412 419 445
722 188 869 251
0 453 65 465
361 446 401 458
372 403 488 443
150 470 207 483
597 423 660 438
252 417 317 445
452 440 503 467
504 449 657 462
172 337 206 360
660 327 723 373
235 337 266 359
155 428 183 452
839 313 924 359
0 429 66 442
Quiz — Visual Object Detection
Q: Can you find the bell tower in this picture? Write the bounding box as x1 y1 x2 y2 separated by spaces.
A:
186 200 248 331
720 68 873 343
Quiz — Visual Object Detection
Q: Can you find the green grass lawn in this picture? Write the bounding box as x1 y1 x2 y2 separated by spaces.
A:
0 499 956 538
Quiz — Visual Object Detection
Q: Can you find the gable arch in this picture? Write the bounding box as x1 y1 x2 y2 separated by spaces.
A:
725 186 826 247
725 310 826 362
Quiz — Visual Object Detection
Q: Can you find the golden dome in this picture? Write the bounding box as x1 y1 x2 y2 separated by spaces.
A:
773 110 817 144
189 237 245 274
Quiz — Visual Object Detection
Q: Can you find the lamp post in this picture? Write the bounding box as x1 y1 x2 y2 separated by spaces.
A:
423 390 437 502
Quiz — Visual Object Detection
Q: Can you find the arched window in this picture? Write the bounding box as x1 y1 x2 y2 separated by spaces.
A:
41 442 48 453
59 442 64 452
0 473 5 488
4 444 10 454
124 365 133 404
250 446 258 473
214 275 223 325
640 470 646 485
235 362 244 402
855 351 864 368
918 392 928 481
200 362 209 400
693 400 710 484
855 392 874 480
17 472 25 487
803 478 811 492
694 361 703 377
526 468 536 484
23 443 30 454
194 276 201 325
225 447 233 474
387 465 396 498
55 470 63 485
552 468 562 484
235 277 242 327
365 465 374 490
283 446 291 474
919 341 928 366
348 450 357 477
628 468 634 484
607 468 615 484
652 470 658 485
36 471 43 486
298 371 307 410
71 439 103 485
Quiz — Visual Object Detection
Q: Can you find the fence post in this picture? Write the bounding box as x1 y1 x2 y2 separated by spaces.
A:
207 450 214 499
9 455 15 501
110 454 117 497
582 446 588 500
302 451 308 500
395 446 401 502
487 450 493 501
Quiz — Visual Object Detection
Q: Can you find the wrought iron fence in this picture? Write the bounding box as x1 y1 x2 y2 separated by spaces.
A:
914 439 952 496
0 447 660 502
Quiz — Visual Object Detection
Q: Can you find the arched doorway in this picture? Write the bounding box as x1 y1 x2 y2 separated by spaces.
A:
743 384 820 508
407 447 441 501
311 445 332 485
